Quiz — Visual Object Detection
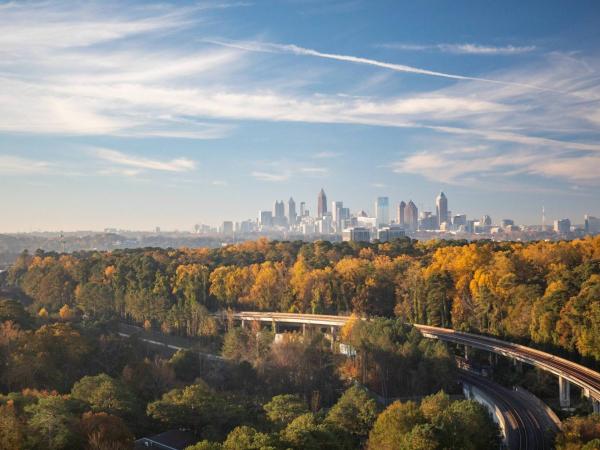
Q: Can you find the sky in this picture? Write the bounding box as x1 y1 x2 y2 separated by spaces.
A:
1 0 600 232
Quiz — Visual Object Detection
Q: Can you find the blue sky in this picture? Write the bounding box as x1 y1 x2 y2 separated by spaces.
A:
1 0 599 231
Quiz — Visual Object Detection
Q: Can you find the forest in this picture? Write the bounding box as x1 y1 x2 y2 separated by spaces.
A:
4 235 600 363
1 236 600 448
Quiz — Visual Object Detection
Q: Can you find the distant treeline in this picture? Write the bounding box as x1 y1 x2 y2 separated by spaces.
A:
3 236 600 362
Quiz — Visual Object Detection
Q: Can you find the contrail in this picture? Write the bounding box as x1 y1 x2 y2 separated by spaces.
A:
208 39 561 93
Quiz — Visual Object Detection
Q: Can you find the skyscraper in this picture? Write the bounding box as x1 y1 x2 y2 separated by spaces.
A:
288 197 297 226
405 200 418 231
436 192 448 229
300 201 306 217
375 197 390 227
397 201 406 226
317 188 327 217
332 200 343 232
273 200 286 227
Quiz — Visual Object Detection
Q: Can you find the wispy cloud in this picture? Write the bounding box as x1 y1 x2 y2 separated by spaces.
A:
94 148 196 172
0 155 52 175
250 171 291 182
381 43 536 55
391 144 600 188
313 151 341 159
299 167 329 176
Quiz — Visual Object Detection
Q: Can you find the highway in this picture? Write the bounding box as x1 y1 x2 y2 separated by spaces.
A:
414 324 600 405
120 317 563 449
460 370 555 450
228 312 600 407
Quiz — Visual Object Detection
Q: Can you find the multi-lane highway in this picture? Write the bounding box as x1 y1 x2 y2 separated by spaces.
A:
460 370 556 449
414 324 600 408
228 312 600 409
121 316 569 449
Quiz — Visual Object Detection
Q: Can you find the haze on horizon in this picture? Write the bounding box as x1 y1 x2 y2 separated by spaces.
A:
1 0 600 233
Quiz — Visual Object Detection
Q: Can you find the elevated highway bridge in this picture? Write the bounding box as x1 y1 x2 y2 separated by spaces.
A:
230 311 600 412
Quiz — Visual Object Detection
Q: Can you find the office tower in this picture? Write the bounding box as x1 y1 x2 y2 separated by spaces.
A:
375 197 390 227
273 200 285 218
482 215 492 226
397 201 406 226
332 200 343 232
259 210 273 227
405 200 418 231
288 197 297 226
221 221 233 235
341 207 350 222
318 188 327 217
585 215 600 234
300 201 306 217
554 218 571 234
436 192 448 229
501 219 515 228
273 200 286 227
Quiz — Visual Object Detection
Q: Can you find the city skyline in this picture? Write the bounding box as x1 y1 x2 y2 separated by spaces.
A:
1 1 600 232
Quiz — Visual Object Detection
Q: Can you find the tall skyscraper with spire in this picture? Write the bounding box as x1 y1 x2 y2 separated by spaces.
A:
317 188 327 217
288 197 296 226
436 192 448 229
406 200 418 231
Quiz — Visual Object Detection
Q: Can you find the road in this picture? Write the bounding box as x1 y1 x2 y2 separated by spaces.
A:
228 312 600 405
120 317 562 448
118 323 224 360
414 324 600 405
460 370 556 450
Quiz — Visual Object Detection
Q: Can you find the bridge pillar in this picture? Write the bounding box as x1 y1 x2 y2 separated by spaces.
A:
559 376 571 409
302 323 307 336
272 320 279 333
241 319 246 329
330 326 336 351
464 344 469 361
512 358 523 373
592 399 600 413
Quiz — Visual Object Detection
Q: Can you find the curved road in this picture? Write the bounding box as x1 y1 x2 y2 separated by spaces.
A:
460 370 553 449
121 318 561 449
230 312 600 406
414 324 600 405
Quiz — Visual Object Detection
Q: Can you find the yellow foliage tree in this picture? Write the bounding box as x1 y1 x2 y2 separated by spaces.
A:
59 304 73 320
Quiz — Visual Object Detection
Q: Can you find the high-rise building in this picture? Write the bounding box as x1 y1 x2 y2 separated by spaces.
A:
317 188 327 217
273 200 286 227
482 215 492 226
332 200 344 232
300 201 306 217
405 200 418 231
220 221 233 235
259 210 273 227
554 218 571 234
436 192 448 229
585 215 600 234
288 197 297 226
375 197 390 227
397 201 406 226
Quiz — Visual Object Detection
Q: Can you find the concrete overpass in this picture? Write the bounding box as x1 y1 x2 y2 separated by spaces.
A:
229 311 600 412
